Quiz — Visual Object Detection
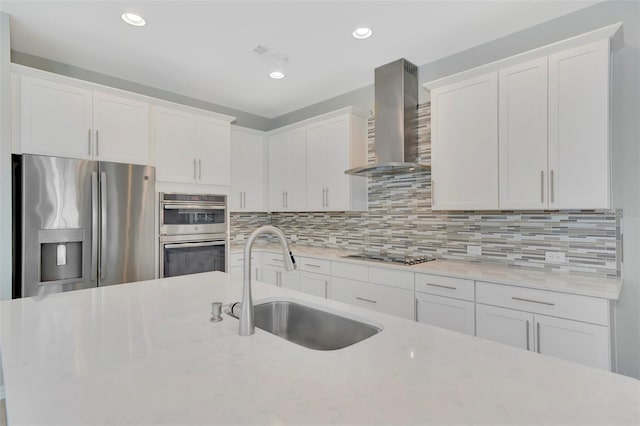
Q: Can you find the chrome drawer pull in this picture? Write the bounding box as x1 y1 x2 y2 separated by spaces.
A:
512 297 555 306
536 322 541 353
355 296 377 304
304 263 321 268
525 320 530 351
426 283 457 290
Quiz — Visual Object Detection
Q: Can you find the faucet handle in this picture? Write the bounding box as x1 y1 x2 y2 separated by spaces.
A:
289 251 296 268
210 302 223 322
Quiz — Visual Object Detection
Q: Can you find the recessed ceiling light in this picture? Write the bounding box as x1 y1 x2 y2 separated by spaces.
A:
269 71 285 80
121 13 146 27
352 27 373 40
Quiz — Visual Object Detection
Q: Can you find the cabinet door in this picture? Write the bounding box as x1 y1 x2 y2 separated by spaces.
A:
305 122 329 211
416 293 475 335
231 129 265 212
20 76 93 159
280 270 300 291
197 117 231 186
476 304 534 351
535 314 610 370
268 132 288 211
548 39 610 209
307 116 352 211
286 127 307 211
300 271 330 298
331 277 414 320
261 266 279 287
499 57 548 209
431 72 498 210
93 92 149 165
154 107 197 183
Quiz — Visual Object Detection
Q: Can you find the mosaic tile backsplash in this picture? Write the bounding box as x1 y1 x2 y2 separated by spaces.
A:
231 103 620 277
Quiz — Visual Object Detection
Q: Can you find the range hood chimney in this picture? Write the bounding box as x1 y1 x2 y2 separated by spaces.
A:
346 58 429 176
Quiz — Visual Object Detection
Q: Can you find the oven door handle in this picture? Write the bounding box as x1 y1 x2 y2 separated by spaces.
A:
163 204 225 210
164 241 226 249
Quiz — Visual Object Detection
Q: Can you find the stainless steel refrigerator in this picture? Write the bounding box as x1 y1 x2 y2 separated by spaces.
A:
12 154 156 298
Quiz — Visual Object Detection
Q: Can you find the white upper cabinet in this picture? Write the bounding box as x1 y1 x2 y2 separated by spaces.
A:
230 127 266 212
305 113 367 211
427 29 615 211
154 106 232 185
197 117 231 186
20 75 150 165
20 76 93 159
154 107 198 183
268 126 307 211
498 57 549 209
548 40 610 209
92 91 149 165
431 72 499 210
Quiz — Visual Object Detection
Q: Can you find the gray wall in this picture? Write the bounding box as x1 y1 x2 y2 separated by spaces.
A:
11 51 273 131
0 12 12 302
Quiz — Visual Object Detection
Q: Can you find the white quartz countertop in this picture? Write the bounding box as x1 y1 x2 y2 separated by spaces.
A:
1 272 638 425
232 242 622 299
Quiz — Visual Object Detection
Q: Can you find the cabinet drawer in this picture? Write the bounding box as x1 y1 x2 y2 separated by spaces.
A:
229 252 257 267
415 273 475 301
369 267 414 291
332 277 414 320
331 261 368 281
296 256 331 275
476 281 608 326
263 252 284 267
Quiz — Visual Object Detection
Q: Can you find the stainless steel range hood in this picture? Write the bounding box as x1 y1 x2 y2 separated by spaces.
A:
346 58 429 176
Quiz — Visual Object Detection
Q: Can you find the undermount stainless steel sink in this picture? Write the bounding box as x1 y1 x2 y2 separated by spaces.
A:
227 300 382 350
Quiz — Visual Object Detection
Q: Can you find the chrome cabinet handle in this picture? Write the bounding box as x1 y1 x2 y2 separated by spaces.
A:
540 170 544 203
100 172 107 281
526 320 530 351
88 129 92 156
512 297 555 306
240 192 243 209
325 188 329 207
285 192 289 208
95 129 100 156
426 283 456 290
304 263 321 268
198 159 202 180
355 296 377 304
550 169 555 203
193 159 197 180
324 280 328 298
322 188 326 208
90 172 98 281
415 298 419 321
282 192 285 208
536 322 541 353
242 192 246 209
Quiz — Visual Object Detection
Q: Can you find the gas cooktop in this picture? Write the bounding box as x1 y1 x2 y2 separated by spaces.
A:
342 253 435 266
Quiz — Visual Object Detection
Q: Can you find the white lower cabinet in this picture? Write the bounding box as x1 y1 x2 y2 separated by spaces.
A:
475 280 612 371
300 271 330 298
476 304 534 351
416 293 475 335
331 277 414 320
262 254 300 290
228 252 259 281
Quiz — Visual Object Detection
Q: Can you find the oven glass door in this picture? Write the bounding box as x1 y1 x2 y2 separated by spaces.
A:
162 240 226 278
161 204 226 234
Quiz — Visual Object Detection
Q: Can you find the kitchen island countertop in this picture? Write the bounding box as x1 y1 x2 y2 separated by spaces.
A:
1 272 638 425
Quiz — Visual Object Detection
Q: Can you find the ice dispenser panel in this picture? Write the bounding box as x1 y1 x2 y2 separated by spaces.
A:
38 229 85 284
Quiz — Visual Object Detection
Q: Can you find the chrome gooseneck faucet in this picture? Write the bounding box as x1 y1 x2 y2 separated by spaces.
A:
239 225 296 336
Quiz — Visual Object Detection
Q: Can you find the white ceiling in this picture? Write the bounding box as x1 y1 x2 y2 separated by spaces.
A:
1 0 601 118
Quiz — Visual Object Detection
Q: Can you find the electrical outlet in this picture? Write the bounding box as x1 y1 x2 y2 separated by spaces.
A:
467 245 482 256
234 234 244 241
328 236 337 244
290 234 298 242
545 251 566 263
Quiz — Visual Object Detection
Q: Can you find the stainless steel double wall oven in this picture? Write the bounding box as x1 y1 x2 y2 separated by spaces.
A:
159 193 228 278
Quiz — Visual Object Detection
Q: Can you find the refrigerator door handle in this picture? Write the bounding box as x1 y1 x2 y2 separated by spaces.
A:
91 171 99 281
100 172 107 281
